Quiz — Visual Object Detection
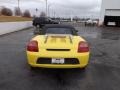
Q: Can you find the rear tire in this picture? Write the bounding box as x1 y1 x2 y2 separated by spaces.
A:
30 66 37 70
80 66 87 71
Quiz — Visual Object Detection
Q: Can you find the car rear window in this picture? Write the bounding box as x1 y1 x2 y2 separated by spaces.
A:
46 28 73 34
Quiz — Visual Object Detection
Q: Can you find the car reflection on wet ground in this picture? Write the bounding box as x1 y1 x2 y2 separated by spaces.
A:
0 23 120 90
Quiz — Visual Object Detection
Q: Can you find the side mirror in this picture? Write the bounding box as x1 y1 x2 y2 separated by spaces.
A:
49 20 51 22
75 30 78 32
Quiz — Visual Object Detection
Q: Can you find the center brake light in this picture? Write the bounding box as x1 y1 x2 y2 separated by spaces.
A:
78 41 89 53
27 40 39 52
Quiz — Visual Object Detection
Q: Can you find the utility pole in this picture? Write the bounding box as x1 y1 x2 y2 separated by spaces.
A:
18 0 20 9
54 11 56 19
45 0 48 17
17 0 21 16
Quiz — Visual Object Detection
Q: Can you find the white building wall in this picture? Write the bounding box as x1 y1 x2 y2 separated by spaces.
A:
105 9 120 16
99 0 120 25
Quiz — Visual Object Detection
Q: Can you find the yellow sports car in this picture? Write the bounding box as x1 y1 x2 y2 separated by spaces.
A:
26 24 90 69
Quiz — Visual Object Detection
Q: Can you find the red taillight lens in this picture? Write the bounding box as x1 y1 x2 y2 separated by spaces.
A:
27 40 39 52
78 41 89 53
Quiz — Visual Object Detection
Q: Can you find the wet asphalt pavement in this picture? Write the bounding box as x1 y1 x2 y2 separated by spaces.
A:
0 23 120 90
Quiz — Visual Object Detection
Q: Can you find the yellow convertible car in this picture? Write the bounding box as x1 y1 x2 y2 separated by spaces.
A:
26 24 90 69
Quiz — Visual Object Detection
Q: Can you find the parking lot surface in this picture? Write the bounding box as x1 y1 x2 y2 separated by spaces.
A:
0 24 120 90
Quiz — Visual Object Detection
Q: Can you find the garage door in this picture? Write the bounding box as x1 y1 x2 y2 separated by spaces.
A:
105 9 120 16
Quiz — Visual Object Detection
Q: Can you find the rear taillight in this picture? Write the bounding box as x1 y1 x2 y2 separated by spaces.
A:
27 40 39 52
78 41 89 53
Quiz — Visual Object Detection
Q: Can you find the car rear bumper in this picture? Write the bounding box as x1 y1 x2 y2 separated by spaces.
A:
27 51 90 68
28 64 88 68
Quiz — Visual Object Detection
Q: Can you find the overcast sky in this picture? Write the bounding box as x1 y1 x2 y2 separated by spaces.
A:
0 0 102 18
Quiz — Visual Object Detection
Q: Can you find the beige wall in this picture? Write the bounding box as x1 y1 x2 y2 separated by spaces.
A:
0 21 32 35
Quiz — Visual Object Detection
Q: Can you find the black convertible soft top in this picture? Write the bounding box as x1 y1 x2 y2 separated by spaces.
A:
41 24 77 35
43 24 75 30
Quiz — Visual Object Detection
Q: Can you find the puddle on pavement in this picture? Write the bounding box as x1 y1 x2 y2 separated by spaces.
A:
78 32 101 39
101 32 120 40
78 27 120 40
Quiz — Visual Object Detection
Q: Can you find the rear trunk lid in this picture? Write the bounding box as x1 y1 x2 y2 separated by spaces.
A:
44 34 73 49
33 35 85 52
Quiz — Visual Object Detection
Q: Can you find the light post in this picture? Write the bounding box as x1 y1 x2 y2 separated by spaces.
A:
48 4 52 17
35 8 38 17
39 0 48 17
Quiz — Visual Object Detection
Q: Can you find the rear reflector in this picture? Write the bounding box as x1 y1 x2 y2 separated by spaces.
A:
27 40 39 52
78 41 89 53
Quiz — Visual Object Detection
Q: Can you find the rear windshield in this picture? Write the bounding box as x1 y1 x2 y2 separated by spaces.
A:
46 28 73 34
